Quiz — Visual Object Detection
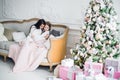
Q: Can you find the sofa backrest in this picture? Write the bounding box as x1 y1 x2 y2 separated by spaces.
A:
0 18 66 36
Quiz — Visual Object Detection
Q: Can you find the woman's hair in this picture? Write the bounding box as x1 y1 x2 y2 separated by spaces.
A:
46 21 51 31
34 19 46 29
29 19 46 33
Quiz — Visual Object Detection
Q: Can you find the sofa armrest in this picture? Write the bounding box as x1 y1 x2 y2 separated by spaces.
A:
47 27 69 63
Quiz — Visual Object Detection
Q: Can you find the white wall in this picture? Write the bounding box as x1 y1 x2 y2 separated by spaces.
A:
0 0 120 48
0 0 120 29
0 0 3 18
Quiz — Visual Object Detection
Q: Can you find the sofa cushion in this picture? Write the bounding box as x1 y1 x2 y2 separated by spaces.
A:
50 29 60 37
0 41 6 49
12 32 26 42
0 41 16 50
4 28 16 41
0 49 9 54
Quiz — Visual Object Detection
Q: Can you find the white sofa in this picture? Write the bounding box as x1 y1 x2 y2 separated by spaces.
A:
0 18 69 71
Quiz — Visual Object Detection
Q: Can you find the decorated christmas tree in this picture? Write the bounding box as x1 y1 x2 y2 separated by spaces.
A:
71 0 120 69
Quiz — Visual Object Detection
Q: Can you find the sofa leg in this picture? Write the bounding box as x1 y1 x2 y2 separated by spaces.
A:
50 65 53 72
4 56 7 62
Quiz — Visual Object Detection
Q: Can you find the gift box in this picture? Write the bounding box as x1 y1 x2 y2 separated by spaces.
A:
54 65 61 77
61 58 74 67
59 66 82 80
104 58 120 79
47 76 63 80
94 74 107 80
76 72 85 80
84 62 103 76
104 58 120 72
104 70 120 79
85 76 94 80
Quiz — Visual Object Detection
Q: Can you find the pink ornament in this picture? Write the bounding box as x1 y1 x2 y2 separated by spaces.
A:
115 44 119 49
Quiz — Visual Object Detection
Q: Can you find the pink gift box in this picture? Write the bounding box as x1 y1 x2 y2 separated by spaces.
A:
104 69 120 79
84 62 103 76
59 66 82 80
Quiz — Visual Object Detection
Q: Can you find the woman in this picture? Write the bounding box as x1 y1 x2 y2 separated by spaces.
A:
9 19 51 72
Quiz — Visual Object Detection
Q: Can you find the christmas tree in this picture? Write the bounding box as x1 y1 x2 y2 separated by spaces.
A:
71 0 120 69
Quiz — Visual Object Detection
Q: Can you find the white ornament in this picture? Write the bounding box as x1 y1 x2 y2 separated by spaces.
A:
93 5 100 11
80 52 84 57
88 8 92 14
70 49 73 54
88 41 92 45
111 22 117 31
113 15 118 20
92 17 96 21
92 48 98 54
106 23 111 28
74 55 78 60
82 26 86 29
96 33 102 40
109 40 111 44
100 0 105 9
75 43 80 50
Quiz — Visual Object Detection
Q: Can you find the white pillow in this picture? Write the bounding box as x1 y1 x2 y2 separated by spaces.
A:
12 32 26 42
0 23 8 41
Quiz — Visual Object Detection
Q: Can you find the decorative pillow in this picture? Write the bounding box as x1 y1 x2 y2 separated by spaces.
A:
0 23 8 41
4 28 16 41
12 32 26 42
50 29 60 37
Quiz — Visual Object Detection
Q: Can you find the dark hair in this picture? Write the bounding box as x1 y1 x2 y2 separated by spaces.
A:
29 19 46 33
34 19 46 29
46 21 51 31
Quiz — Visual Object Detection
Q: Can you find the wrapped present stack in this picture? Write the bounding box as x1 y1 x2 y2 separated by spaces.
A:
59 58 83 80
56 58 120 80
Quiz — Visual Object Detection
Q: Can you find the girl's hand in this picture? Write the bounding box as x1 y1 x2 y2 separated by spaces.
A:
44 34 49 40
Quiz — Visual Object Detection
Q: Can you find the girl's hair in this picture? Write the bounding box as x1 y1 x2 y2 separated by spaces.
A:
34 19 46 29
46 21 51 31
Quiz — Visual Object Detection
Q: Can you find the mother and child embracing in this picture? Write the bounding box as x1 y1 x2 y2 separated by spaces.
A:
8 19 52 72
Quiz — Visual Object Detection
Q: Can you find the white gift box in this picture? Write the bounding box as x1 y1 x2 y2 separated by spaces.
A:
48 76 63 80
76 72 85 80
85 76 94 80
54 65 61 77
95 74 107 80
61 58 74 67
53 78 63 80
